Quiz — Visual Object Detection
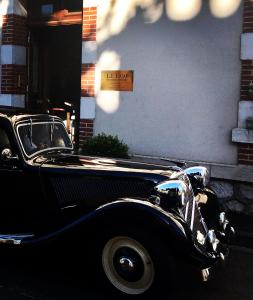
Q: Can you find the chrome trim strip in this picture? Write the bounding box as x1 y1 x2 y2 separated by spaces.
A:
184 201 189 221
0 233 34 245
201 217 208 233
190 199 195 230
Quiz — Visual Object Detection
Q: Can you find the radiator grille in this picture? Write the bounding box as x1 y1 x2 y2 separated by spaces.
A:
178 173 207 251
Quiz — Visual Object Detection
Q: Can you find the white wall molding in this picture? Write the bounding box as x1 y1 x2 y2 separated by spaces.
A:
133 154 253 183
83 0 98 8
80 97 96 119
0 94 25 107
82 41 97 64
232 128 253 144
238 100 253 128
0 94 11 106
241 33 253 60
1 45 26 65
0 0 27 16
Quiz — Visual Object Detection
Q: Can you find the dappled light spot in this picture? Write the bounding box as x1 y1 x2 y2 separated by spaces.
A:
97 0 242 44
96 50 121 114
97 0 164 44
96 50 121 75
109 0 136 35
166 0 202 21
97 0 136 44
143 2 164 23
96 90 120 114
209 0 242 18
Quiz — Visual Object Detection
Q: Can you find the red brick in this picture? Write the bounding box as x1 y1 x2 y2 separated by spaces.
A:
241 76 253 81
1 64 27 94
239 154 249 160
79 119 94 143
243 1 253 32
242 60 253 65
81 63 96 97
80 119 94 124
83 7 92 12
2 14 27 46
239 160 253 165
239 148 253 155
82 6 97 41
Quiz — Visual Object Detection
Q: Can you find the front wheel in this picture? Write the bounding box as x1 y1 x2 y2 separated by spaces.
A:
102 236 155 295
97 228 177 297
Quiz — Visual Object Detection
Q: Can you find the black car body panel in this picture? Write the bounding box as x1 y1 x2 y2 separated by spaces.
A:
0 110 234 291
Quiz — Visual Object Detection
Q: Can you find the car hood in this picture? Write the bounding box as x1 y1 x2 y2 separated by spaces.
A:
34 153 180 179
32 153 185 209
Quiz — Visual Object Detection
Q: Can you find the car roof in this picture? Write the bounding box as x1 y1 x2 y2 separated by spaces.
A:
0 108 62 125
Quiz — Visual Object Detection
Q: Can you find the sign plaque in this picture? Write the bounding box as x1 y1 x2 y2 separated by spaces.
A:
101 70 134 91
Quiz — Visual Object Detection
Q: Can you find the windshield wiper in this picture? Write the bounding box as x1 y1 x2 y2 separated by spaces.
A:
44 148 72 155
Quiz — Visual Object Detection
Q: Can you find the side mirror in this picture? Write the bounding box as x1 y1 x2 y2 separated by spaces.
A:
1 148 19 163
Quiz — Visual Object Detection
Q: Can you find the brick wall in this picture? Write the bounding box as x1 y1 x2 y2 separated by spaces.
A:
240 60 253 100
0 4 27 106
238 144 253 165
81 63 95 97
238 1 253 165
82 7 97 41
79 119 94 145
79 4 97 144
1 65 27 94
2 14 27 46
243 0 253 33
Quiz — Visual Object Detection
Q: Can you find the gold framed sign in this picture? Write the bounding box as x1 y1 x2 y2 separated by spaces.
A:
101 70 134 91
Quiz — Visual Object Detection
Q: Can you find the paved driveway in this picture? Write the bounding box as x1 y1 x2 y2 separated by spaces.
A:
0 246 251 300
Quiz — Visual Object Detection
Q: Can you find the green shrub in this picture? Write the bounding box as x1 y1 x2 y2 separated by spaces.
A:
81 133 129 158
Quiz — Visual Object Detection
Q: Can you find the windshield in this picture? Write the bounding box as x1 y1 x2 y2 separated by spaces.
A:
17 121 73 157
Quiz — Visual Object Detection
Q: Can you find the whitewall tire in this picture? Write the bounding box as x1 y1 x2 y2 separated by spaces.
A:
102 236 155 295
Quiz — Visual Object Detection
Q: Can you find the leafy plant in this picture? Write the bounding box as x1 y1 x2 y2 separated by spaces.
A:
81 133 129 158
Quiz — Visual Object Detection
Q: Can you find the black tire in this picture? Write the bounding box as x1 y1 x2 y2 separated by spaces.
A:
94 226 177 298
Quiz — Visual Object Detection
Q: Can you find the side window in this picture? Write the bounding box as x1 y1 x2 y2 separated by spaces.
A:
0 127 11 151
0 127 13 167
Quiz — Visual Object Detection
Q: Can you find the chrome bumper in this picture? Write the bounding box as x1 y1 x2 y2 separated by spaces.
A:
201 225 235 282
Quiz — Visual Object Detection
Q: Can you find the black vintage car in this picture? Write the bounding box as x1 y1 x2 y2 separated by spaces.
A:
0 110 234 297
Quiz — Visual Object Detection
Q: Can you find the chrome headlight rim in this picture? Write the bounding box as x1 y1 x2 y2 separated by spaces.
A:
184 166 210 188
154 179 188 207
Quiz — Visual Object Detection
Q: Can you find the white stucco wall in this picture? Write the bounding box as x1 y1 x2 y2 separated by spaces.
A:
95 1 242 164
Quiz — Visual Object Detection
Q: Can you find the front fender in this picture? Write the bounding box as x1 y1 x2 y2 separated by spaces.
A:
22 199 192 251
20 199 217 268
94 199 189 240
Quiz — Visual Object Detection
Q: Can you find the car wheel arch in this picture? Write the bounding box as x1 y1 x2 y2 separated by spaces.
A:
84 199 193 253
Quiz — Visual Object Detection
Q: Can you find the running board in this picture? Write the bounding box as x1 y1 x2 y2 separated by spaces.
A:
0 233 34 245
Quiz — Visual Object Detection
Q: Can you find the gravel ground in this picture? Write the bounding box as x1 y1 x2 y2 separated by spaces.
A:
0 246 251 300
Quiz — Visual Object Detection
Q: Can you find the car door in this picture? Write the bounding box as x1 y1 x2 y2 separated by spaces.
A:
0 119 43 232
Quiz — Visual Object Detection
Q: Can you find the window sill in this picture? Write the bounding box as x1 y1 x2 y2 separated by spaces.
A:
232 128 253 144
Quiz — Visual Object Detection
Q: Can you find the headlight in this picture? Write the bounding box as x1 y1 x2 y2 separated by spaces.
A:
184 166 209 188
154 180 187 208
